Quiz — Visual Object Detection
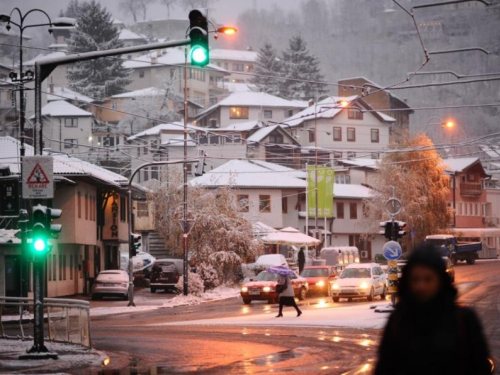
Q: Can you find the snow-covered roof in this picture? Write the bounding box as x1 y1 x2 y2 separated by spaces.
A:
250 160 306 179
112 87 166 98
337 158 379 170
225 82 257 93
210 49 258 62
122 48 227 73
161 134 196 147
0 229 21 244
479 145 500 158
190 159 306 189
48 43 68 49
334 184 372 199
282 96 395 127
47 87 94 103
196 92 302 120
30 100 92 118
442 158 481 173
23 51 66 67
219 120 263 132
119 28 147 41
0 137 128 187
245 124 294 144
127 122 186 140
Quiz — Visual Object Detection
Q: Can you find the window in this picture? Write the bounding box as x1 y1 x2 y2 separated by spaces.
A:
120 196 126 222
188 68 206 81
347 128 356 142
85 194 88 220
198 134 208 144
371 153 380 159
333 127 342 141
112 101 117 110
348 108 363 120
224 63 229 70
137 202 149 217
225 134 241 144
333 152 342 159
309 129 315 143
230 106 249 119
77 192 81 219
282 197 288 214
285 109 294 117
65 118 78 127
151 166 159 180
371 129 379 143
259 195 271 213
269 134 283 144
237 195 249 212
337 202 344 219
143 140 149 155
347 151 356 158
143 168 149 181
64 139 78 149
335 174 351 184
263 110 273 119
139 70 145 78
209 135 220 144
350 202 357 219
193 90 206 106
233 63 244 72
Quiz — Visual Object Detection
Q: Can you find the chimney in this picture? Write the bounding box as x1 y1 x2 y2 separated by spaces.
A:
308 99 315 107
151 56 158 64
49 83 54 94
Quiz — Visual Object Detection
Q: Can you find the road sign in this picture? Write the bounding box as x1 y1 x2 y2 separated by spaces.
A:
385 198 402 216
383 241 402 261
22 156 53 199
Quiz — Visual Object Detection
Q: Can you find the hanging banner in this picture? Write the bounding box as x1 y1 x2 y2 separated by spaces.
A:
307 165 334 218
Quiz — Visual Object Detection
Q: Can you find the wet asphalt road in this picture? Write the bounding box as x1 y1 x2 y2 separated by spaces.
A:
77 260 499 374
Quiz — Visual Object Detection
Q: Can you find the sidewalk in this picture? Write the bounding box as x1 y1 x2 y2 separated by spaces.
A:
0 339 108 374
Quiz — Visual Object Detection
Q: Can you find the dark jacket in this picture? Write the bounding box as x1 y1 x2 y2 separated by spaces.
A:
375 245 491 375
298 250 305 267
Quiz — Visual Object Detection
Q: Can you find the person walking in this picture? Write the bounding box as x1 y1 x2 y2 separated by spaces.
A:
375 244 491 375
276 274 302 318
298 249 305 274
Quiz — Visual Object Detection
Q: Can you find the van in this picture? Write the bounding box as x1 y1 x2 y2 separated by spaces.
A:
320 246 360 268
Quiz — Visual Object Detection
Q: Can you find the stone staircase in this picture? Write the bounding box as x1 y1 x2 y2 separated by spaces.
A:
147 231 168 259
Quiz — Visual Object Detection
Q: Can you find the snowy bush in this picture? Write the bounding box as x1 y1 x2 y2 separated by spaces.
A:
197 262 220 291
175 272 204 297
209 251 243 285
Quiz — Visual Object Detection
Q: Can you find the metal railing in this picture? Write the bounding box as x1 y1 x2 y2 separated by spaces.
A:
460 182 482 196
0 296 91 348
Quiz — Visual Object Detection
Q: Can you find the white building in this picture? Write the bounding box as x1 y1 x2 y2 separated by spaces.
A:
32 100 94 155
195 91 307 128
210 48 258 83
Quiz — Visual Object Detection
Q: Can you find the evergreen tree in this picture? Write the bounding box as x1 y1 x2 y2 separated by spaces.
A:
251 43 282 95
66 0 131 98
279 36 327 100
60 0 82 18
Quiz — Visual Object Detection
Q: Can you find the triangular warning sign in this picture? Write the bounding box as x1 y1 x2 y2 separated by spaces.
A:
26 163 50 184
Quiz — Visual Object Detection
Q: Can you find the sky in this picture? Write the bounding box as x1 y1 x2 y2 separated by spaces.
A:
3 0 304 26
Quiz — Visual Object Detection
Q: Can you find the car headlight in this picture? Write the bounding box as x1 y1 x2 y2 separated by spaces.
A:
241 287 248 292
263 286 271 292
360 282 369 289
316 280 325 287
332 283 339 290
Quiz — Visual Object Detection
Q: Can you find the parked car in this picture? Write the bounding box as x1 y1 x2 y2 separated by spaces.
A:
425 234 481 265
255 254 288 267
150 258 184 293
240 270 308 304
330 263 386 302
91 270 129 300
300 266 337 296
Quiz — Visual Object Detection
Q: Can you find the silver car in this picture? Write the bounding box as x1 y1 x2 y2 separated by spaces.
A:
92 270 129 300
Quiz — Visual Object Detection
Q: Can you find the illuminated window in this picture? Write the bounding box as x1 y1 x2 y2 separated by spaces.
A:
229 106 249 119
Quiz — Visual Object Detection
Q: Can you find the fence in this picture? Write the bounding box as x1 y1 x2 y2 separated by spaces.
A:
0 296 91 348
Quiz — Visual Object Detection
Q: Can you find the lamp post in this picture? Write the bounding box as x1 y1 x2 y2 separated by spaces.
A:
312 96 348 252
0 9 75 301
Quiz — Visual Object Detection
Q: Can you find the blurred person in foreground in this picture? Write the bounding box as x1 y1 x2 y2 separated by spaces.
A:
375 244 491 375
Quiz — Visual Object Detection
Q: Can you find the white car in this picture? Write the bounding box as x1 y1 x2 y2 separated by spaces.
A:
92 270 130 300
330 263 387 302
255 254 288 267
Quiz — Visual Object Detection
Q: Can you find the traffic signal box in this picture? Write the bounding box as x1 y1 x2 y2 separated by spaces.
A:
189 9 209 67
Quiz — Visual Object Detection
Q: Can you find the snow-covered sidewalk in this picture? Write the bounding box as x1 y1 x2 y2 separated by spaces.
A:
152 303 390 330
0 339 108 373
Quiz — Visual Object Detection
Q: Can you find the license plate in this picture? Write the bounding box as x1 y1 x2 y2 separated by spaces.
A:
341 289 352 293
249 290 260 295
103 283 115 287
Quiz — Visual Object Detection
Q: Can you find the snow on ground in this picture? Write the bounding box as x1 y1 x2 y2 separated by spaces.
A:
0 339 107 372
153 303 390 330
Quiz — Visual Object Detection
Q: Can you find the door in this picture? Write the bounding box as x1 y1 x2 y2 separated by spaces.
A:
5 255 21 297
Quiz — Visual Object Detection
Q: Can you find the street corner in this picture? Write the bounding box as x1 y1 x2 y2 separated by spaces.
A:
0 338 110 373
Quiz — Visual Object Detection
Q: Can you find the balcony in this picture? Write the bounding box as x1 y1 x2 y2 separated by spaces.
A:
460 182 482 196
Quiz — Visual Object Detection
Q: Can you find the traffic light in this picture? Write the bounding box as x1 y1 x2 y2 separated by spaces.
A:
396 221 407 239
194 149 207 176
130 233 141 257
47 207 62 239
189 9 209 67
380 221 393 240
31 205 49 253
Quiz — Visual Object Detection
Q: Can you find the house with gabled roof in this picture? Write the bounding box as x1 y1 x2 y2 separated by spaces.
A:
0 136 145 298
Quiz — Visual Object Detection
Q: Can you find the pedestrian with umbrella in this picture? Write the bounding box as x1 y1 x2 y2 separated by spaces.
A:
268 266 302 318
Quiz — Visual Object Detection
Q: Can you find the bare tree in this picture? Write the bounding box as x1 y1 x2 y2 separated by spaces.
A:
120 0 155 22
158 0 179 18
181 0 220 10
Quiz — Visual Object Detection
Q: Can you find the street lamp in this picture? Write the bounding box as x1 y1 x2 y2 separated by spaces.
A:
312 96 349 252
0 8 75 303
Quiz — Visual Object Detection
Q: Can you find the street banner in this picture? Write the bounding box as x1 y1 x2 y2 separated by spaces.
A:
307 165 334 218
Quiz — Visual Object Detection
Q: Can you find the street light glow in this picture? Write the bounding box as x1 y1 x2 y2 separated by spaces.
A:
217 26 237 35
445 120 455 129
339 100 349 107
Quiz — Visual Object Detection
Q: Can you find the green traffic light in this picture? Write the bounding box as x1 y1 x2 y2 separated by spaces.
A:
190 46 208 65
33 238 46 252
